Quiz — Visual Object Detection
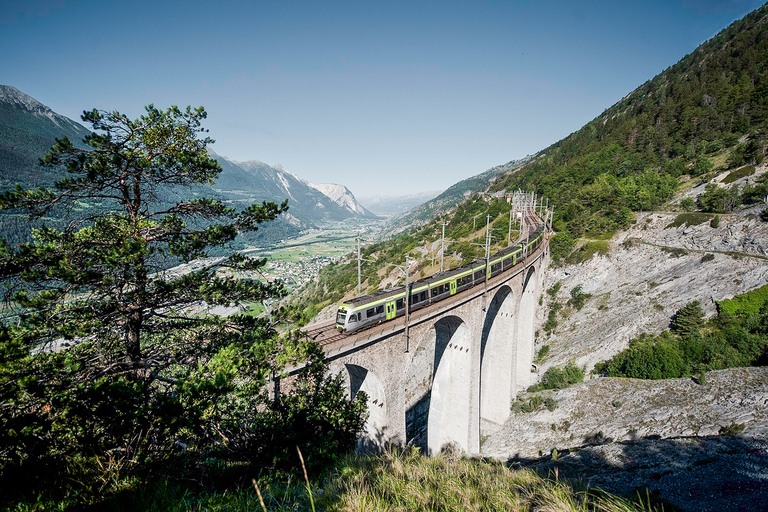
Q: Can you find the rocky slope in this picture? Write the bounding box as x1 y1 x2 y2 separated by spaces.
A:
482 165 768 510
482 368 768 511
483 367 768 460
536 166 768 374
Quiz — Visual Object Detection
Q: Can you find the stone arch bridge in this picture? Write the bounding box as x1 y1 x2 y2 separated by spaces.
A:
300 234 549 456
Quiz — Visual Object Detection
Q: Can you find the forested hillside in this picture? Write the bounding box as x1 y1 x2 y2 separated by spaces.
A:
491 4 768 247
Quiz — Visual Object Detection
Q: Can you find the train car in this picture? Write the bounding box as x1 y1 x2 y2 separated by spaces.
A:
335 214 546 333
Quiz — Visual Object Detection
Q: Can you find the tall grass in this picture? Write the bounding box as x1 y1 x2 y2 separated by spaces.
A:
9 448 661 511
318 447 658 512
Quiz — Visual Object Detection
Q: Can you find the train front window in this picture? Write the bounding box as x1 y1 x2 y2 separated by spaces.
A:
336 311 346 324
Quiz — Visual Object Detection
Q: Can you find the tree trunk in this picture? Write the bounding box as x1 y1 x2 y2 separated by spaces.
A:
125 308 142 363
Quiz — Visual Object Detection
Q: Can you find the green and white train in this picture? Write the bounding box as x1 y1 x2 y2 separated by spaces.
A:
335 219 546 333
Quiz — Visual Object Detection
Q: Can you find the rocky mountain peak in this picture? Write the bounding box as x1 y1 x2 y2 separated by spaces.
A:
0 85 51 114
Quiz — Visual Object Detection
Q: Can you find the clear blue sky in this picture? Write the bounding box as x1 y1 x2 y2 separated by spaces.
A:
2 0 765 197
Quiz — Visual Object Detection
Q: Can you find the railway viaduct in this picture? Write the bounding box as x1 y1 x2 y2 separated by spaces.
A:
303 234 549 456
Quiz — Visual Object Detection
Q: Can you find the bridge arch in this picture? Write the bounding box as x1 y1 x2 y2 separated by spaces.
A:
428 315 472 455
345 363 387 452
514 267 538 392
479 285 517 434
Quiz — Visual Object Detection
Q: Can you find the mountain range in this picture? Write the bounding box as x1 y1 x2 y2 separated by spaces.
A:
0 85 378 245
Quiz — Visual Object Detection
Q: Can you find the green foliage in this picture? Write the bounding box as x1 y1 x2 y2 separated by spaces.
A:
529 363 584 392
544 301 561 334
719 423 746 436
665 213 713 229
544 396 559 411
596 333 688 379
568 285 592 311
567 240 609 264
512 394 545 413
717 284 768 317
710 215 721 228
670 301 705 337
660 246 688 258
722 165 756 184
549 231 576 263
596 290 768 380
679 197 696 212
699 183 740 213
534 344 550 364
700 253 715 263
0 105 365 506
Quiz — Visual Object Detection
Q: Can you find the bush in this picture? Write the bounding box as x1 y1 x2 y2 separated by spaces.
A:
717 284 768 317
661 246 688 257
512 395 545 413
680 197 696 212
595 333 687 379
568 285 592 311
665 213 712 229
722 166 756 184
719 423 745 436
549 232 576 263
567 240 609 264
700 253 715 263
699 183 740 213
530 363 585 391
710 215 720 228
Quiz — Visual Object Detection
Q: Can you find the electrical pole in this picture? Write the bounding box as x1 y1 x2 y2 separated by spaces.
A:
357 231 362 296
485 214 491 262
508 208 513 245
440 220 446 272
404 253 411 353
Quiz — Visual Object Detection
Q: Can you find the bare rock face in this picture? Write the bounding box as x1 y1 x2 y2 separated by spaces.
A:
482 367 768 460
537 210 768 374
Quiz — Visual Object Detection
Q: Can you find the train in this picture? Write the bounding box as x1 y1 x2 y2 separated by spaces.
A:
335 215 546 333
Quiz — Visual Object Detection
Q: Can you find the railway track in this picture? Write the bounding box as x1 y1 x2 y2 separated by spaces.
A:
301 320 348 346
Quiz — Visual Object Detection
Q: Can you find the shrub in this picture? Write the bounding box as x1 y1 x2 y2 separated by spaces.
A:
534 345 550 364
719 423 745 436
549 232 576 263
665 213 712 229
710 215 721 228
680 197 696 212
699 183 740 213
661 246 688 258
544 397 558 411
512 395 545 413
722 165 756 184
567 240 609 264
700 253 715 262
530 363 585 391
568 285 592 311
717 284 768 317
595 333 687 379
